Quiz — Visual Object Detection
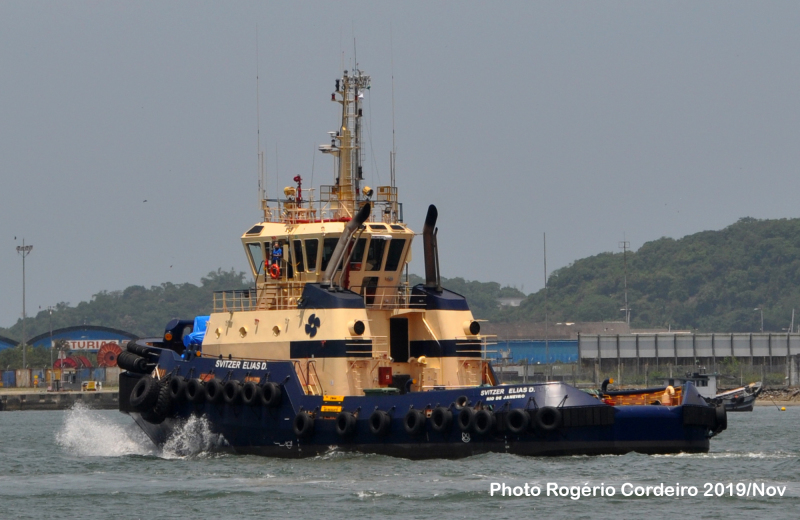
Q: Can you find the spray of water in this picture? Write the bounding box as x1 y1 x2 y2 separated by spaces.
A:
57 403 227 459
56 403 156 457
161 414 228 459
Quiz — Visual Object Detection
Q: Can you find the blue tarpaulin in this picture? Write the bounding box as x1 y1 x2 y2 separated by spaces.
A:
183 316 209 347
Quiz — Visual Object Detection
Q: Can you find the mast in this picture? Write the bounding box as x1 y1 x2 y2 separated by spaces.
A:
321 67 371 218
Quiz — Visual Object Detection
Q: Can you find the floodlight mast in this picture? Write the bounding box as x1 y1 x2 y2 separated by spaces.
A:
16 239 33 369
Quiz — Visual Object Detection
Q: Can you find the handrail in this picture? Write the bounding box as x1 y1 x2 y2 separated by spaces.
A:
213 282 425 312
260 196 403 224
307 360 322 396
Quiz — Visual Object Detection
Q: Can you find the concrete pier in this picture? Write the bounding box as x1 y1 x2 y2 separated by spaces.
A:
0 391 119 411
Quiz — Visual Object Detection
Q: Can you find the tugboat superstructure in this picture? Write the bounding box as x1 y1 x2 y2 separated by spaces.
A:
201 66 489 398
118 66 726 458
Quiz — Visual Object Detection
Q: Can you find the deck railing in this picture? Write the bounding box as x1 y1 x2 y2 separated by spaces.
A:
261 195 403 224
214 283 427 312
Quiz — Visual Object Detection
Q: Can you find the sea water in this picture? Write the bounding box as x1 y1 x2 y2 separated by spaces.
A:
0 405 798 519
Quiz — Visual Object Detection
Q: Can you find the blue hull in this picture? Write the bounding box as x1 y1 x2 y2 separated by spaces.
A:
122 349 719 459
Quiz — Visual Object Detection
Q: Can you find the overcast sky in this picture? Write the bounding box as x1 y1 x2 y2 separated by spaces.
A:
2 2 800 328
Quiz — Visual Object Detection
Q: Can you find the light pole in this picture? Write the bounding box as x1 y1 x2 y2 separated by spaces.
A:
16 239 33 370
619 238 630 325
754 307 763 333
48 306 54 372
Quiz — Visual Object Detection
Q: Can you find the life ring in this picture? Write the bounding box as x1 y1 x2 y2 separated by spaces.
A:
269 263 281 279
534 406 562 431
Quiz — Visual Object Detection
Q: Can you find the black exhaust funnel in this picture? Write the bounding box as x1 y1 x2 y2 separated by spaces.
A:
422 205 441 291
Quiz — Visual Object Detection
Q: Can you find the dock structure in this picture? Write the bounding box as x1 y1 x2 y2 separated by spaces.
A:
490 333 800 387
0 391 118 411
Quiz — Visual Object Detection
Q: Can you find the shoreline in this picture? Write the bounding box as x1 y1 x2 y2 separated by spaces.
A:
0 390 119 411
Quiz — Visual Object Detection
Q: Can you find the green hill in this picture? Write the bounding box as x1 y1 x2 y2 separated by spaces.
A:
4 217 799 343
501 217 800 332
0 269 250 340
0 270 523 343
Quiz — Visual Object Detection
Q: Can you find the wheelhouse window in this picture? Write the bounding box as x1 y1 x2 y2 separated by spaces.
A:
384 238 406 271
349 238 367 271
285 241 294 279
366 237 388 271
293 240 305 273
321 237 339 271
247 243 264 275
245 225 264 235
305 239 319 271
265 240 292 279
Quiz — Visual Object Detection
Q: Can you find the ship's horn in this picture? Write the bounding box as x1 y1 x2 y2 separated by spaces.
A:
422 205 441 291
321 202 372 288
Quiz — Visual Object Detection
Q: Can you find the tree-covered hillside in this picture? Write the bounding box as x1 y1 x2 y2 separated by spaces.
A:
5 217 799 342
0 269 250 340
407 274 526 320
1 270 523 342
502 217 800 332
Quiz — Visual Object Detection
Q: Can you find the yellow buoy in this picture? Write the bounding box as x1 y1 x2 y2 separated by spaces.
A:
781 407 786 411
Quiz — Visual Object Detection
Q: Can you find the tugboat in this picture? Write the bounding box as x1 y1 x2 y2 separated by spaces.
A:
665 372 762 412
117 66 726 458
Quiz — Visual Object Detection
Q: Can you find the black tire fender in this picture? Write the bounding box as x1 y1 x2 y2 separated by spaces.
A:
185 378 206 404
293 411 314 437
335 411 357 437
535 406 562 431
126 341 154 359
223 380 242 405
458 407 475 432
129 376 159 411
473 409 495 435
368 410 391 436
143 382 172 423
430 406 453 433
714 405 727 432
168 377 187 402
133 356 155 374
262 382 282 408
241 381 264 406
506 409 530 434
404 409 426 436
118 351 146 374
204 378 224 404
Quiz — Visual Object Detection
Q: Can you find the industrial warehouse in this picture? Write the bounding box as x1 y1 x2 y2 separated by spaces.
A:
0 325 135 390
